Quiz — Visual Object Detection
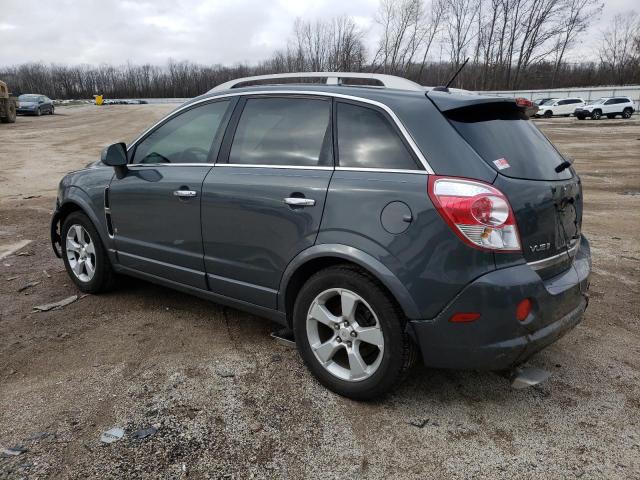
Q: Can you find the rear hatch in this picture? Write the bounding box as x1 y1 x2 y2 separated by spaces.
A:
428 93 582 279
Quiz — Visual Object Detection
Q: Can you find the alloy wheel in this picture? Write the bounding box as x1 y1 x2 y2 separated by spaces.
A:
66 224 96 282
306 288 384 382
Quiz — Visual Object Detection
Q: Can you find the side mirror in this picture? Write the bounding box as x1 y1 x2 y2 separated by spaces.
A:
101 142 127 166
101 142 128 178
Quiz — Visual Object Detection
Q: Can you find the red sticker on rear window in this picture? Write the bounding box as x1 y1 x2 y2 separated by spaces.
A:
493 158 510 170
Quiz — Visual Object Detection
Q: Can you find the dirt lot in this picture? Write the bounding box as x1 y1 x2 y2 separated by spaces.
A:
0 106 639 479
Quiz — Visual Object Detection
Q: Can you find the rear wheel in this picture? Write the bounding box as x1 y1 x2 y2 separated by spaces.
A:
293 265 415 400
543 110 553 118
0 101 16 123
622 108 632 119
592 109 601 120
61 212 116 293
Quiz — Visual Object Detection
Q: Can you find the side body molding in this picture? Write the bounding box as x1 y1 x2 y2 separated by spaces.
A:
278 243 421 319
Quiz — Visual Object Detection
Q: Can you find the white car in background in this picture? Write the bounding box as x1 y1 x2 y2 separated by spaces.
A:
574 97 636 120
535 97 585 118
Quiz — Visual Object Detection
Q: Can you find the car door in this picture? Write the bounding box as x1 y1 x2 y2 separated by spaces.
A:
201 95 333 308
603 99 616 114
108 99 233 289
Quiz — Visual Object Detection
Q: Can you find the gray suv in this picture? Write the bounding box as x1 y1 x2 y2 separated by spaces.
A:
51 73 591 399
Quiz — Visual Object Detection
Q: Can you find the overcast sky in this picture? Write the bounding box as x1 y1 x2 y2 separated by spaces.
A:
0 0 636 67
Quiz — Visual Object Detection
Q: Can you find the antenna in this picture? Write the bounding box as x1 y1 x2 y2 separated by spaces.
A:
445 57 470 89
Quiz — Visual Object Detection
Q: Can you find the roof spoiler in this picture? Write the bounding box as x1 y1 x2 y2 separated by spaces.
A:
426 90 519 113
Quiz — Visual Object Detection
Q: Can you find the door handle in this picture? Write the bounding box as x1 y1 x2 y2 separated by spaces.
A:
284 197 315 207
173 190 197 198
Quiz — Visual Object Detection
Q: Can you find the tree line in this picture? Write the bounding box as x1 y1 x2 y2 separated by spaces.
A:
1 0 639 99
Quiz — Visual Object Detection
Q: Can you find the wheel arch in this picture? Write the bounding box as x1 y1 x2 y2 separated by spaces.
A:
279 244 421 327
52 187 111 257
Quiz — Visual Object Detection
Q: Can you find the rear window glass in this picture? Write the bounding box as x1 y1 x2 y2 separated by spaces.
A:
337 102 418 170
446 105 572 180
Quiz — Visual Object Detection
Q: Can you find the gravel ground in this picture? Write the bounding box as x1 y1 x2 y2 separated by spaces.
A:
0 106 639 479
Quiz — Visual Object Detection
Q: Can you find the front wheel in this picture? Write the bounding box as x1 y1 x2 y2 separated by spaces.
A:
35 107 41 116
293 265 415 400
543 110 553 118
592 109 601 120
622 108 632 119
50 106 55 115
61 212 116 293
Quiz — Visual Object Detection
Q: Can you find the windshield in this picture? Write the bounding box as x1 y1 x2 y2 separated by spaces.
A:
446 104 572 181
541 98 557 105
19 95 40 102
590 98 606 105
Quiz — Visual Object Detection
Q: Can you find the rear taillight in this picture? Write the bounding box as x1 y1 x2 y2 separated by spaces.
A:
428 176 521 252
515 97 533 107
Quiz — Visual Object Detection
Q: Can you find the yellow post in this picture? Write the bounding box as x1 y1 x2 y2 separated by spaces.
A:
95 95 103 106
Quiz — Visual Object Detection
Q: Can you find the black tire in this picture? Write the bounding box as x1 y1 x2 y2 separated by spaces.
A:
50 105 55 115
61 211 116 293
293 265 416 400
0 101 16 123
35 107 41 116
577 115 585 120
622 108 632 119
607 114 615 119
592 109 601 120
543 110 553 118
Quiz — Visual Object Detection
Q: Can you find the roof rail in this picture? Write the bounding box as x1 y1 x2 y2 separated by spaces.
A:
208 72 424 93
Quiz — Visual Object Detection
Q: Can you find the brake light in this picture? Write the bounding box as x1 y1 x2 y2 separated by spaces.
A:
515 97 533 107
428 176 521 252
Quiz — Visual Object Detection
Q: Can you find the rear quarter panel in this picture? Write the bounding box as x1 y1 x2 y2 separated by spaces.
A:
317 170 497 319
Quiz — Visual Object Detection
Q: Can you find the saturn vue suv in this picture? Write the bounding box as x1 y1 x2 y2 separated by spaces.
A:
50 73 591 399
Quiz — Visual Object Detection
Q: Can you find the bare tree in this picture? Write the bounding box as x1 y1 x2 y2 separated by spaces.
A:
445 0 481 70
598 11 639 84
550 0 603 87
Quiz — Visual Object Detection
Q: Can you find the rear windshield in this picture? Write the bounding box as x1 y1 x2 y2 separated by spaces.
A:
446 105 572 180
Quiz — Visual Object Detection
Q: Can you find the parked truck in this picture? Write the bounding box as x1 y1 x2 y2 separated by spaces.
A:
0 80 18 123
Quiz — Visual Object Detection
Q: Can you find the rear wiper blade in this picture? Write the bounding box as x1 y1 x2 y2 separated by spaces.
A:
555 159 572 173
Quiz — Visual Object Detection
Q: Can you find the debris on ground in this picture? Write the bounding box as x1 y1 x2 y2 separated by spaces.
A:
18 281 40 292
132 426 157 440
34 295 78 312
409 419 429 428
22 195 41 200
0 239 33 260
215 368 235 378
25 432 50 441
99 427 124 444
1 445 28 456
17 251 34 257
43 270 51 278
5 276 18 281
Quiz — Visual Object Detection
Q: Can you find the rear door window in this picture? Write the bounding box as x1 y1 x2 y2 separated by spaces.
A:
228 97 331 167
446 104 572 180
336 102 418 170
